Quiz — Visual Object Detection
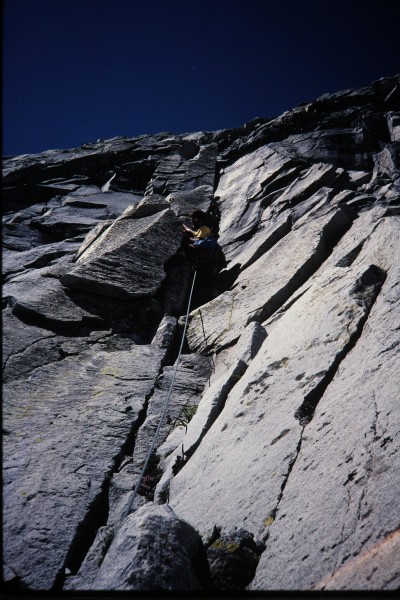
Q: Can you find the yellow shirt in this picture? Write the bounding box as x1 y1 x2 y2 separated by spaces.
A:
194 225 212 239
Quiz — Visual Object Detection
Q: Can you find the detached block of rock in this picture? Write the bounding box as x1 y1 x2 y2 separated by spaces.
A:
60 208 182 299
89 503 209 590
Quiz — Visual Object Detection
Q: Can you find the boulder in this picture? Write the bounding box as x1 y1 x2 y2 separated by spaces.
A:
207 528 264 590
86 503 209 590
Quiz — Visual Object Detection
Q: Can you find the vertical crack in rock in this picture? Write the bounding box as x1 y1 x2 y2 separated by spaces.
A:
263 427 306 543
294 264 386 425
334 220 382 268
60 313 203 587
52 389 156 591
247 268 386 587
51 324 180 589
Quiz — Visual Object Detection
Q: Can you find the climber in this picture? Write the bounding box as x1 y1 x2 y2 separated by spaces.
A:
181 210 212 246
181 210 226 285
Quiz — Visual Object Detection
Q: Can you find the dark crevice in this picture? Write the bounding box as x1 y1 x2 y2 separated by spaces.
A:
264 286 311 330
258 166 302 206
335 219 381 268
249 266 386 582
335 241 365 267
295 264 386 425
169 361 249 479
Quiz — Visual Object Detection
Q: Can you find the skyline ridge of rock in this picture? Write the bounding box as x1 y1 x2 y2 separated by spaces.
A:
2 73 400 592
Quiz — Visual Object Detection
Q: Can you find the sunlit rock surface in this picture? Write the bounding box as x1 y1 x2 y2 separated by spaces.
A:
2 74 400 592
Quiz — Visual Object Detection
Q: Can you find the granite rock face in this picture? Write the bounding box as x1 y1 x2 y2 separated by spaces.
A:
2 74 400 592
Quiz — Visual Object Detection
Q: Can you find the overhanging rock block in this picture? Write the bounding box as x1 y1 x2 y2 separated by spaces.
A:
60 208 182 299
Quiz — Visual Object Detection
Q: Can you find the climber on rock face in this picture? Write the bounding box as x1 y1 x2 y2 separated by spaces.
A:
179 210 226 298
182 210 212 245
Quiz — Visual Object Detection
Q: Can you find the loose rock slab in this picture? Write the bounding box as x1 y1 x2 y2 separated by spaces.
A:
3 267 103 328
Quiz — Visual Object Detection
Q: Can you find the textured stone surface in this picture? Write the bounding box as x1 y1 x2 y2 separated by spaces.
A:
86 503 209 590
30 205 108 240
2 75 399 593
313 529 400 590
166 185 213 218
250 218 400 590
3 266 104 327
155 322 267 500
147 142 217 195
63 190 142 217
60 208 182 299
3 344 165 590
3 238 82 282
216 146 297 249
108 353 212 524
169 244 388 539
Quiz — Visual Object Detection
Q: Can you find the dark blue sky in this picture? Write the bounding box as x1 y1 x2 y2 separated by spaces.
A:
3 0 400 156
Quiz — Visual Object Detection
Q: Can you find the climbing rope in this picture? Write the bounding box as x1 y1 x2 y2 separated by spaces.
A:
119 268 198 522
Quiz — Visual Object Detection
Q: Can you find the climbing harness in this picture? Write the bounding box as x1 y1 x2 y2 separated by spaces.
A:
119 268 198 523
